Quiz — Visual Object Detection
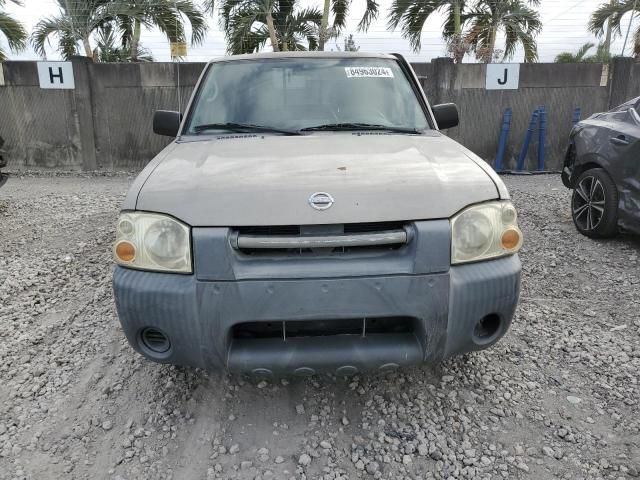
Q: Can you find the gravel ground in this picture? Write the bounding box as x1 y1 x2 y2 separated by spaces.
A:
0 172 639 480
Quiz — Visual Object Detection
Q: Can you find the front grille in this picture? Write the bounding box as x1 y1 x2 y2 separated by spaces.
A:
233 222 409 257
235 222 406 236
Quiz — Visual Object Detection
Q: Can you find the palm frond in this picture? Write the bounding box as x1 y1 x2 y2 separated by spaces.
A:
387 0 442 52
219 0 248 30
555 43 599 63
589 0 635 37
285 6 321 49
202 0 215 15
173 0 209 45
288 6 322 29
576 42 596 60
115 14 134 48
31 15 73 58
136 1 187 44
500 2 541 60
226 4 265 53
0 0 23 8
0 10 27 59
331 0 349 31
357 0 378 32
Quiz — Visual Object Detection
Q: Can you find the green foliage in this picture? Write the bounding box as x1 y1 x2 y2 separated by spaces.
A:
388 0 468 52
589 0 639 56
464 0 542 63
343 33 359 51
0 0 27 61
555 42 612 63
30 0 207 61
93 25 153 62
388 0 541 62
219 0 322 54
329 0 379 35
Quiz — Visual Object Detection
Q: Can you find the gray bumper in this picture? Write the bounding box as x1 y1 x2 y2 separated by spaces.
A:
112 254 521 375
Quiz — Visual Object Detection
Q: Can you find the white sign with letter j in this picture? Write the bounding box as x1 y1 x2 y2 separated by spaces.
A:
486 64 520 90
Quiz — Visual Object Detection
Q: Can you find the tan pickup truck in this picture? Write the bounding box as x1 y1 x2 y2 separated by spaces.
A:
112 52 523 376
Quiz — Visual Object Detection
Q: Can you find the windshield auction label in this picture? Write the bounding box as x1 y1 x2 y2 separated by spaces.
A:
345 67 394 78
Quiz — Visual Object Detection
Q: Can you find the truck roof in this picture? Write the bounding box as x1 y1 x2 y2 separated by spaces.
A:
208 51 398 64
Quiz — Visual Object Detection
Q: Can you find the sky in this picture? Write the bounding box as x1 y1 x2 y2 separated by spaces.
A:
2 0 636 63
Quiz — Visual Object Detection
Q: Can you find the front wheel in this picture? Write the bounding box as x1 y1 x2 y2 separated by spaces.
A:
571 168 618 238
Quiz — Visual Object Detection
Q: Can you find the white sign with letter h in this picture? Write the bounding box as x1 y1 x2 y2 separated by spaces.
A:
37 62 75 90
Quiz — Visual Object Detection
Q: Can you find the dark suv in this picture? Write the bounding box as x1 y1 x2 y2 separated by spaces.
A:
562 98 640 237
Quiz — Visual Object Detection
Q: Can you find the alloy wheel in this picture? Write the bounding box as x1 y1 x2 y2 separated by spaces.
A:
572 176 606 231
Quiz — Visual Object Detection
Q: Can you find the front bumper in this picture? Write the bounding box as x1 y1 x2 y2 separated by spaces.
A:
112 254 521 375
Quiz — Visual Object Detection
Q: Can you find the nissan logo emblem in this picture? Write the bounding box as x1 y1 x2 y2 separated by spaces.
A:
309 192 334 210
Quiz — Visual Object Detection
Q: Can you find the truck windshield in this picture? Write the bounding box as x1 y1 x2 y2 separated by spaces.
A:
184 57 429 135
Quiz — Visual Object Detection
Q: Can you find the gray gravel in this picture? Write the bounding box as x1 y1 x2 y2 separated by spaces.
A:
0 172 639 480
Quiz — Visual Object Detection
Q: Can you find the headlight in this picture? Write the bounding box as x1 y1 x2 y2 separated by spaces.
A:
451 201 523 264
113 212 192 273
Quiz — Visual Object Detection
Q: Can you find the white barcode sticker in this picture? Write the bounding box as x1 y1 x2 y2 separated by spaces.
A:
345 66 394 78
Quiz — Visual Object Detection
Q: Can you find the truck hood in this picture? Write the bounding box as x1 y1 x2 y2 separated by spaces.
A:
135 132 501 226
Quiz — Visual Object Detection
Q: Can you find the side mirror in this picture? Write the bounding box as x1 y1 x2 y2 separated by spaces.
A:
153 110 182 137
432 103 459 130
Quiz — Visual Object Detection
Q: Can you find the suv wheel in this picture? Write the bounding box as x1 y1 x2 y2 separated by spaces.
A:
571 168 618 238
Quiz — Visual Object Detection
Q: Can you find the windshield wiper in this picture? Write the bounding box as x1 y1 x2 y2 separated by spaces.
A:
299 123 421 134
192 122 300 135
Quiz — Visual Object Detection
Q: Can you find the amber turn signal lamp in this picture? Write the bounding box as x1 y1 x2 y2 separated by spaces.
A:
115 241 136 262
501 229 521 250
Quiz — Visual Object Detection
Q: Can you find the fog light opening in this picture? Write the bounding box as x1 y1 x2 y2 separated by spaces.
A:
473 314 502 344
140 327 171 354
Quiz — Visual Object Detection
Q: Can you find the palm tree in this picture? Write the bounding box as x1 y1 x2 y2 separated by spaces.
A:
93 24 153 62
318 0 379 51
555 42 595 63
388 0 467 56
589 0 639 57
212 0 373 52
219 0 322 54
589 1 619 54
32 0 128 59
555 42 612 63
464 0 542 63
31 0 207 61
114 0 207 61
0 0 27 61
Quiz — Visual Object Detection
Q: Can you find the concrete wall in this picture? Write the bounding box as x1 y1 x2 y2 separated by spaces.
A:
0 58 204 170
413 60 615 170
0 57 637 171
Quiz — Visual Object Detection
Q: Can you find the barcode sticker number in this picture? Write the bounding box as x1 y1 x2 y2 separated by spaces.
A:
345 67 394 78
